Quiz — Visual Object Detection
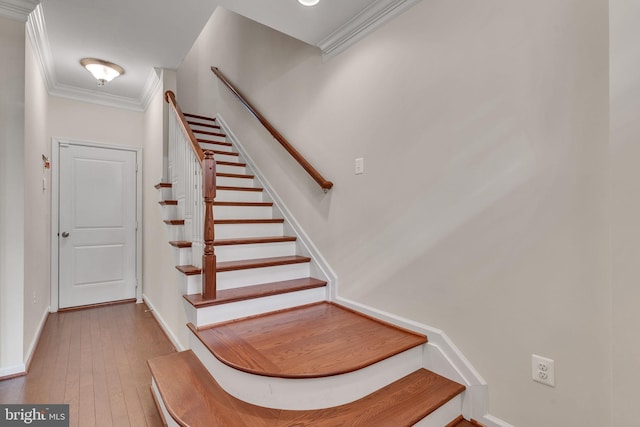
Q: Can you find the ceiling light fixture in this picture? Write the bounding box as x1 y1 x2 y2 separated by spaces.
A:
298 0 320 6
80 58 125 87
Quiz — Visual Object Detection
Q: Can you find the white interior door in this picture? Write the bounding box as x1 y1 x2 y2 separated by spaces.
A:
58 143 137 309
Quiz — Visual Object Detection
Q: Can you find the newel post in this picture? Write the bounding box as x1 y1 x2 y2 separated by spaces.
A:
202 150 216 300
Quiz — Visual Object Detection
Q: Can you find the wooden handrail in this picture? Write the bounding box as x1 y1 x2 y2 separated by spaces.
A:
211 67 333 192
165 91 205 163
165 90 217 300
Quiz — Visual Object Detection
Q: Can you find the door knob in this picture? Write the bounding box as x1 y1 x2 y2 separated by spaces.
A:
61 232 69 238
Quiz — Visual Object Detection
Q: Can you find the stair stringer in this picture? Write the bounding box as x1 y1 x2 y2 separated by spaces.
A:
216 114 338 294
335 296 513 427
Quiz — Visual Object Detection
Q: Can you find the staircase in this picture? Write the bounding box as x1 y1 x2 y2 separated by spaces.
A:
150 110 480 426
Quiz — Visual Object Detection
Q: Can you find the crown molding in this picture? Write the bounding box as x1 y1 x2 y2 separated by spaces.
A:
140 68 163 111
318 0 420 60
26 4 56 92
25 3 161 112
48 68 161 113
48 83 147 112
0 0 37 22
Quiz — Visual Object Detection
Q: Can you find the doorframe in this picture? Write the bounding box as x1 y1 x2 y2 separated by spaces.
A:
50 138 143 312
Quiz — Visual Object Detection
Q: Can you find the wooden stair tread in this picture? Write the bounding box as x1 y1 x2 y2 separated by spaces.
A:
158 200 178 206
211 150 238 157
176 265 201 275
190 301 427 378
214 201 272 207
215 236 296 246
149 350 464 427
199 138 232 147
183 277 326 307
216 160 246 167
446 416 485 427
216 255 310 272
217 185 263 192
217 172 254 179
176 256 307 276
164 219 184 225
184 112 216 122
154 182 172 189
169 241 192 248
215 218 284 224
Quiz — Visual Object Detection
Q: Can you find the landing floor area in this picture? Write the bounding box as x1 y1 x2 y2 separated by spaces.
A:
0 302 175 427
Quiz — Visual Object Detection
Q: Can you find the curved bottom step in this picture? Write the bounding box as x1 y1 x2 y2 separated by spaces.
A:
187 301 429 409
149 350 465 427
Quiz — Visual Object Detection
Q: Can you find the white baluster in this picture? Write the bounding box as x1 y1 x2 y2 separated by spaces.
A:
166 105 208 270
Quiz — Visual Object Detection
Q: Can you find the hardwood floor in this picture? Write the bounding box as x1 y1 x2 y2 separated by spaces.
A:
0 302 175 427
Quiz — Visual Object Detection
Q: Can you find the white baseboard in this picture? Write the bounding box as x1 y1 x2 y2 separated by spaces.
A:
142 294 186 352
481 414 514 427
23 306 50 371
333 296 511 425
0 364 26 379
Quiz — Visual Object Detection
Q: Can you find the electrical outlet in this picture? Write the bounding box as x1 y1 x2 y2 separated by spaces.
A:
532 354 555 387
33 291 36 304
355 157 364 175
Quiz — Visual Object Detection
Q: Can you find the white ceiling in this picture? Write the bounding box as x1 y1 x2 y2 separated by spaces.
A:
1 0 418 111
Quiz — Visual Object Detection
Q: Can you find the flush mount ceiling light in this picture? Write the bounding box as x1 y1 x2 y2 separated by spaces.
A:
298 0 320 6
80 58 125 87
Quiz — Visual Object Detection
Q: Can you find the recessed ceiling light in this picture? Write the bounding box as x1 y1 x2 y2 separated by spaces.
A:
80 58 125 87
298 0 320 6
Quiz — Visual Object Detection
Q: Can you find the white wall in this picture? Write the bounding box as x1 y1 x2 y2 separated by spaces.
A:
610 1 640 426
47 97 144 146
177 2 611 425
23 30 51 363
0 15 25 376
142 70 189 350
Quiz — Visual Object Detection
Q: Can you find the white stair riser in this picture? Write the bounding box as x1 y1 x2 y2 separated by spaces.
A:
413 395 463 427
215 189 263 203
201 142 233 152
165 224 184 241
151 380 180 427
170 246 191 266
194 133 226 143
216 163 246 174
189 332 423 410
215 241 297 262
217 263 310 290
177 273 202 295
214 222 284 239
160 205 179 221
216 176 255 187
189 123 220 131
157 187 173 200
214 205 273 219
184 287 327 327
